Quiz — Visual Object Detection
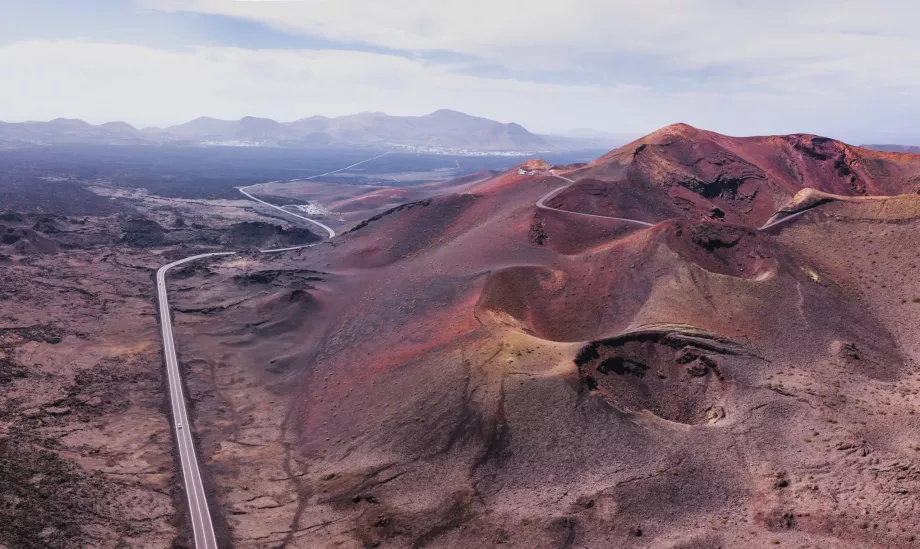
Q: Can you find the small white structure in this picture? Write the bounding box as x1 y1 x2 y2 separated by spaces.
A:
517 168 527 175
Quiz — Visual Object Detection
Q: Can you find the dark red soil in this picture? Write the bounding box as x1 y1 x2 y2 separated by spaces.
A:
192 128 920 547
553 124 920 227
9 125 920 548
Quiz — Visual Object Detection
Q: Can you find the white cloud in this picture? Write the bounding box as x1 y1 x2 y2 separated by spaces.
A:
0 37 917 142
0 40 644 130
143 0 920 92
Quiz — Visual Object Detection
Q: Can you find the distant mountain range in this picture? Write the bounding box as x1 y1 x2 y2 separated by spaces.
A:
861 144 920 154
0 110 625 152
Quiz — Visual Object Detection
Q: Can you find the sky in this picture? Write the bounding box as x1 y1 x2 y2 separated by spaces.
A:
1 0 919 143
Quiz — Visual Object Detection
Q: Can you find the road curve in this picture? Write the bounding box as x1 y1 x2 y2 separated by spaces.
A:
238 151 393 239
157 247 321 549
155 152 391 548
539 172 820 232
156 252 236 549
158 158 649 548
237 187 337 239
536 174 656 227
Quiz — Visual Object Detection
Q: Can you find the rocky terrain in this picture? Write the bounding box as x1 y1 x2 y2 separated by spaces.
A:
133 126 920 548
4 124 920 548
551 124 920 227
0 181 320 548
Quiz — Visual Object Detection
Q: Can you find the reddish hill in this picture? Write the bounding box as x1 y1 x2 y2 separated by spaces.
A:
165 126 920 548
550 123 920 227
252 169 500 229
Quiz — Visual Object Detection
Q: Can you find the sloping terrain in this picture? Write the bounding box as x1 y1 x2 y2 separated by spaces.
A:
255 169 500 228
550 124 920 227
0 177 328 548
161 125 920 548
6 124 920 548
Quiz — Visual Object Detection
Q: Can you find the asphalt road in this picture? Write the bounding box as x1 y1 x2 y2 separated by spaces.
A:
154 152 394 548
237 187 337 239
154 159 672 548
237 150 392 239
539 172 812 232
536 174 655 227
757 207 815 231
156 252 236 549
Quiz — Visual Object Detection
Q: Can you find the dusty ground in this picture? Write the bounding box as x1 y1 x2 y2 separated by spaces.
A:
161 190 920 549
0 226 182 548
5 126 920 549
0 181 321 548
155 128 920 549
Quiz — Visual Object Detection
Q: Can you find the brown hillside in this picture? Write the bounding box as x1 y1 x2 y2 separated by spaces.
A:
550 123 920 227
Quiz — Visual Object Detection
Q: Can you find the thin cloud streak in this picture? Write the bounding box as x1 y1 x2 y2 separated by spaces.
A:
1 1 918 142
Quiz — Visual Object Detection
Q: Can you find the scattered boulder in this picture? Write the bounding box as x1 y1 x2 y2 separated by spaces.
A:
705 406 726 423
575 333 731 424
44 406 71 416
22 408 42 419
529 219 548 246
221 221 319 248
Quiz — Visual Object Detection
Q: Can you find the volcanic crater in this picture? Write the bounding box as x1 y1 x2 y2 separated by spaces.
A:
6 123 920 549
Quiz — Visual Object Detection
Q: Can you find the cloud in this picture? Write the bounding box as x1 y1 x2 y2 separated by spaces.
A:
0 40 646 130
142 0 920 93
0 29 918 142
3 1 919 141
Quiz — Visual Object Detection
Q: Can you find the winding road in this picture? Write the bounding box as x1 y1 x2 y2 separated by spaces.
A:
237 150 392 239
237 187 336 239
155 152 389 548
156 158 805 548
156 252 235 549
537 174 655 227
539 172 807 231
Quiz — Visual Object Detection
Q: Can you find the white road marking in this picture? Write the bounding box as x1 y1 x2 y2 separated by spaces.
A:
157 252 234 549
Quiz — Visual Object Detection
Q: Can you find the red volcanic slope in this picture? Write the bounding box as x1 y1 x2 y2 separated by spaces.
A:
176 126 920 548
550 123 920 227
256 170 500 228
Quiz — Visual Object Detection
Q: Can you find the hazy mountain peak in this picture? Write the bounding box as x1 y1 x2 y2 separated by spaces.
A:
427 108 468 117
0 110 611 152
291 115 331 122
99 121 139 132
239 116 285 127
188 116 226 123
46 118 92 128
